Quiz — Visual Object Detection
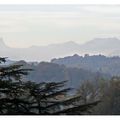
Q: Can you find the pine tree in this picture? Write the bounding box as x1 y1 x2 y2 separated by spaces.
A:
0 57 100 115
0 57 32 114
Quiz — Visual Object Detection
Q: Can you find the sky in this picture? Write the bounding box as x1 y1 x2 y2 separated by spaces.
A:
0 5 120 48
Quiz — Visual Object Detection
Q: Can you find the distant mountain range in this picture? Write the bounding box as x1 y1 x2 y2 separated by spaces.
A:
0 37 120 61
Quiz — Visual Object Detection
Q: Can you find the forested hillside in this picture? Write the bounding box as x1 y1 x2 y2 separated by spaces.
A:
12 60 110 90
51 54 120 76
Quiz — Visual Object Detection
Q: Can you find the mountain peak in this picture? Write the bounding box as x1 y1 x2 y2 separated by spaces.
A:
64 41 79 46
51 41 77 46
85 37 120 45
66 41 76 44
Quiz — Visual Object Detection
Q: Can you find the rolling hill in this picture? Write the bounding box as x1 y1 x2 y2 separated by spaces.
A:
51 54 120 76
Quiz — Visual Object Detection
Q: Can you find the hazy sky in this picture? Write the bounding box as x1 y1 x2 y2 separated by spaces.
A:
0 5 120 48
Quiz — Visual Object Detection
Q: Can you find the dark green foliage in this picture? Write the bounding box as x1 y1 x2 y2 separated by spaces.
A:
0 57 99 115
53 101 100 115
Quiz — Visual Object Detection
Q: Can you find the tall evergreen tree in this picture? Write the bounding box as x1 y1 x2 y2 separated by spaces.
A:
0 57 100 115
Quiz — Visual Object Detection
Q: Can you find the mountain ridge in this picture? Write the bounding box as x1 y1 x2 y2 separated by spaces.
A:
0 37 120 61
